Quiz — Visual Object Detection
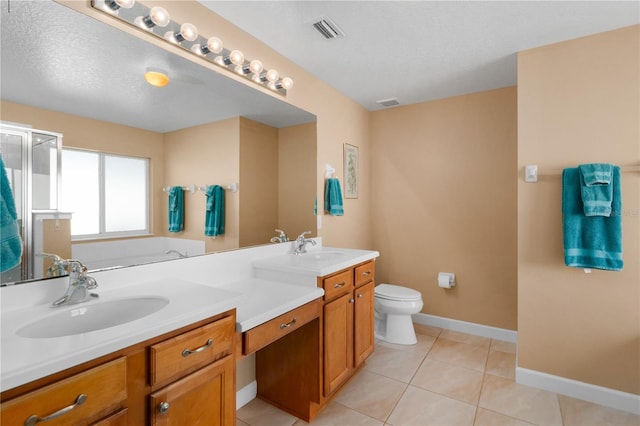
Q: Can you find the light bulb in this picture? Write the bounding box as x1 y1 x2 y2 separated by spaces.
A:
191 44 203 55
279 77 294 90
265 69 279 83
206 37 223 54
136 6 170 28
249 59 263 74
179 23 198 42
115 0 135 8
149 6 170 27
104 0 134 11
165 23 198 43
241 59 263 75
229 50 244 66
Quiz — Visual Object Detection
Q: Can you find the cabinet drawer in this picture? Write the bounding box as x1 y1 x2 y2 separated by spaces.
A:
243 299 322 355
150 315 235 387
1 357 126 426
322 269 354 301
354 261 375 287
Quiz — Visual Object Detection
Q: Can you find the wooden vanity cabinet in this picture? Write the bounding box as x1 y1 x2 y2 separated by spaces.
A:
149 314 236 426
0 310 236 426
255 260 375 422
322 260 375 396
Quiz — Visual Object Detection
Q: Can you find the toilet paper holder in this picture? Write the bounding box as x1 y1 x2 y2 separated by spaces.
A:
438 272 456 288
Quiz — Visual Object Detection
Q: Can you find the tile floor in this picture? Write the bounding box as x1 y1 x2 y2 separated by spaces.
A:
237 324 640 426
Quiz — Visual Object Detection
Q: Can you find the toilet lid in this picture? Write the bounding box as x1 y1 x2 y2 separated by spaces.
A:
375 284 422 301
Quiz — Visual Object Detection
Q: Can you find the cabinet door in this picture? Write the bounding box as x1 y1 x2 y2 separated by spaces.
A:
323 293 354 396
149 355 235 426
354 281 375 367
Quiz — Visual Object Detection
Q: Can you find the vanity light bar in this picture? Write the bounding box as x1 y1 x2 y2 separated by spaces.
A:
91 0 292 96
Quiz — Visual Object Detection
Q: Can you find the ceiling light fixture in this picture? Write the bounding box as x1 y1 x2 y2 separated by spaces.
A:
144 70 170 87
91 0 293 96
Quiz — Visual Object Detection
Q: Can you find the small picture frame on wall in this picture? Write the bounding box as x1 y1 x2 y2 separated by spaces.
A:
344 143 358 198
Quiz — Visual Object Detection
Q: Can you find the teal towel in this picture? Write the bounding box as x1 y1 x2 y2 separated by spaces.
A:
168 186 184 232
579 163 613 216
205 185 225 237
324 178 344 216
562 167 623 271
0 156 22 272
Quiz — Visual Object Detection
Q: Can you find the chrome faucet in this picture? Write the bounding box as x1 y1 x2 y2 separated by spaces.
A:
52 259 98 307
293 231 317 255
37 252 69 277
165 249 187 258
270 229 289 243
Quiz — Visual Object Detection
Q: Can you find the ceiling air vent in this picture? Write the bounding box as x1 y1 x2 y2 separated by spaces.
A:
376 98 400 107
312 17 345 40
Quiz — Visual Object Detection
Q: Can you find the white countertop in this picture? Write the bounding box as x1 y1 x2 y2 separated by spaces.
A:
253 246 380 277
0 243 378 393
0 279 241 391
220 279 324 332
0 278 324 392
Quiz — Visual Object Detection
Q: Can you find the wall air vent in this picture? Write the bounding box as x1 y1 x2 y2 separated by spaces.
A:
312 17 345 40
376 98 400 107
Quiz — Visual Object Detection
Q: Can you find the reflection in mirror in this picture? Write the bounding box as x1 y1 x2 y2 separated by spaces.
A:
0 0 317 285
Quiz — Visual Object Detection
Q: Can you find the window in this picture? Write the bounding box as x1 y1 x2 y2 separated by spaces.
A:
61 149 149 238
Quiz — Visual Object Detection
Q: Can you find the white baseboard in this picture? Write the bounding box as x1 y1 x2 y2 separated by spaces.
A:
236 380 257 410
412 312 517 343
517 367 640 416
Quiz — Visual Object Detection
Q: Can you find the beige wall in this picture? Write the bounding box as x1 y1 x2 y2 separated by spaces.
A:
0 101 165 235
239 118 279 247
278 122 317 239
163 118 241 252
370 88 518 330
517 25 640 394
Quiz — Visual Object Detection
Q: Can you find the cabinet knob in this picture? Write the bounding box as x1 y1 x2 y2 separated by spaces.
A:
349 298 355 303
357 293 363 298
159 402 170 414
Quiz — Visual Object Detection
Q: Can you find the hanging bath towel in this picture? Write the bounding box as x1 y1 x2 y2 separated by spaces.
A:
579 163 614 217
205 185 225 237
562 166 623 271
168 186 184 232
0 155 23 272
324 177 344 216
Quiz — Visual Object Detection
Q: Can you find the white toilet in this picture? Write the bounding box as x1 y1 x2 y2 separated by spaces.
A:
374 284 424 345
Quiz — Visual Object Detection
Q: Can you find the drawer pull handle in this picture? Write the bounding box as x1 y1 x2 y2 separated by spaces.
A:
24 393 87 425
159 402 170 414
334 282 346 289
280 317 297 329
361 270 371 276
182 338 213 357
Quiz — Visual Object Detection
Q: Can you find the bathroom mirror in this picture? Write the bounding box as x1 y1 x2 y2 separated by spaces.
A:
0 0 317 285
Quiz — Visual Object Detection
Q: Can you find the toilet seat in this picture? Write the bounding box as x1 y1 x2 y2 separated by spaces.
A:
375 284 421 301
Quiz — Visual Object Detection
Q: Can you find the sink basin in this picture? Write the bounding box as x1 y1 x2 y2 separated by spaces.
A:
17 297 170 339
297 251 346 261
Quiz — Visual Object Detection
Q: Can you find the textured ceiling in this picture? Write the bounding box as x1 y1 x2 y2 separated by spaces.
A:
200 1 640 110
0 1 315 132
